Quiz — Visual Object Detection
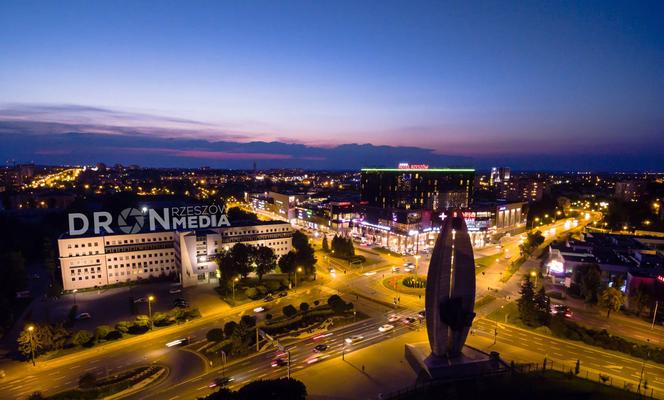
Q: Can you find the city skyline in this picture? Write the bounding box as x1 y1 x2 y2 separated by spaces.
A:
1 1 663 170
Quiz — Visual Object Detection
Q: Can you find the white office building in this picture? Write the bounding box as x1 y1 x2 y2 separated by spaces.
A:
58 221 293 291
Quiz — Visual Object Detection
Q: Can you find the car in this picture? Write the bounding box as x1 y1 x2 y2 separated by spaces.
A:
306 354 329 364
278 291 287 298
208 376 234 388
166 337 190 347
363 271 376 276
378 324 395 332
271 357 287 367
402 317 417 324
417 310 426 319
345 335 364 344
253 306 266 313
134 297 147 303
75 312 91 320
553 305 573 318
263 295 274 302
387 314 400 323
391 266 400 272
313 344 328 352
169 287 182 294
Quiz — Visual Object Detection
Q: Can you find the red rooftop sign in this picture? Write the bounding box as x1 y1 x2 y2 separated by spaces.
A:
398 163 429 169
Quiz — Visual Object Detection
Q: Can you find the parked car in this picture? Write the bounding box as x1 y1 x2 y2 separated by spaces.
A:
253 306 266 313
278 292 288 298
76 313 92 320
391 266 400 272
134 297 147 303
169 287 182 294
263 295 274 302
402 317 417 324
417 310 426 319
553 305 573 318
387 314 400 323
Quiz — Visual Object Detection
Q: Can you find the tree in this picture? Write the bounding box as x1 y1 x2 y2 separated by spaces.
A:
201 377 307 400
630 282 653 317
327 295 348 315
230 243 254 278
292 231 317 274
282 305 298 318
517 277 539 326
223 321 238 338
321 236 330 252
599 287 624 318
207 328 225 343
520 231 545 255
254 246 277 281
299 302 310 313
17 325 40 360
278 251 297 278
78 372 97 389
574 263 602 303
533 287 551 325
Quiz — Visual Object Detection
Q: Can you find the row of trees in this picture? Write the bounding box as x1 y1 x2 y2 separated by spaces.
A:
201 378 306 400
519 231 545 256
570 263 625 317
216 244 278 283
322 234 356 259
216 230 317 290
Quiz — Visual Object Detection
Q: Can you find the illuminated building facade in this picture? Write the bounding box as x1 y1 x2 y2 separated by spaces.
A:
58 221 293 291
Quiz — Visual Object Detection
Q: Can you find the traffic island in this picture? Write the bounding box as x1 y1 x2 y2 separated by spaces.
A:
44 365 167 400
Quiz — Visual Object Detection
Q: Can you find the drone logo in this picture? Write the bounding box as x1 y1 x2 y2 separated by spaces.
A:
118 208 145 234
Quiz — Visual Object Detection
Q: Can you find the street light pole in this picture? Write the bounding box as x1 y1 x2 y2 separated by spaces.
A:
147 295 154 330
295 267 303 292
232 277 239 305
73 289 78 306
652 301 659 330
27 325 35 366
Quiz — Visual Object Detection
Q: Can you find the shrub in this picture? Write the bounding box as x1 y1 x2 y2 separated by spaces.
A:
283 305 298 318
255 285 268 295
115 321 131 334
313 300 320 306
265 280 281 292
299 302 310 313
240 315 256 328
207 328 224 343
94 325 111 341
152 312 172 327
266 313 273 321
402 276 426 288
71 330 93 346
105 330 122 340
244 287 258 299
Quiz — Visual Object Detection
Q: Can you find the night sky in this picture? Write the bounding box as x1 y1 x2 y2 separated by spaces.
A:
1 1 663 170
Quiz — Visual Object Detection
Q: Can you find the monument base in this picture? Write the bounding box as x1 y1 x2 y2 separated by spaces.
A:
405 342 505 380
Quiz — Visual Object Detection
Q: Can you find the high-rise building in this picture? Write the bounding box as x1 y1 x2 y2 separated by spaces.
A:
490 167 511 185
360 164 475 211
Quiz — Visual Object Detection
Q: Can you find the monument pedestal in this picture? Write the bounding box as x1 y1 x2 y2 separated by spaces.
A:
405 342 505 380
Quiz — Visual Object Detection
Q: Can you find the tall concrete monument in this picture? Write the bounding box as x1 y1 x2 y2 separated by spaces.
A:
425 211 476 357
406 210 503 378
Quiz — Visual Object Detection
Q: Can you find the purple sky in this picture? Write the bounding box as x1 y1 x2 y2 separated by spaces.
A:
1 1 663 170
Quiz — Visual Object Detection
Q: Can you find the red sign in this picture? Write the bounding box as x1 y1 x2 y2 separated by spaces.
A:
398 163 429 169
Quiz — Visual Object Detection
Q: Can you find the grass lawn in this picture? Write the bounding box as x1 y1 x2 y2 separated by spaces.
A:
474 252 503 275
381 275 425 296
486 301 521 325
398 370 643 400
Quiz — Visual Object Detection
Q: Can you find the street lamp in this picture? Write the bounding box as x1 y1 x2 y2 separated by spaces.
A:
414 255 421 275
147 295 155 330
295 267 303 291
73 289 78 306
530 270 538 286
27 325 35 366
232 277 239 304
